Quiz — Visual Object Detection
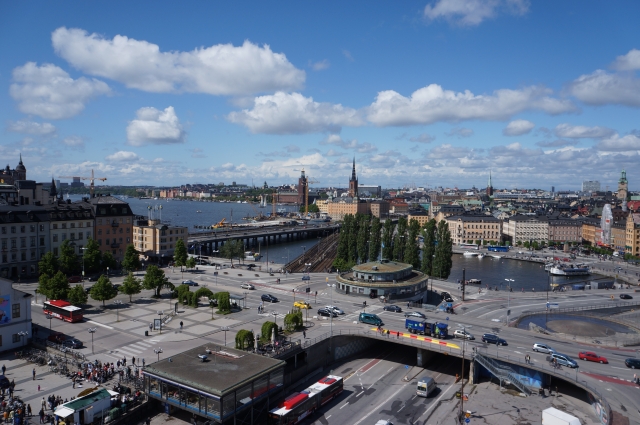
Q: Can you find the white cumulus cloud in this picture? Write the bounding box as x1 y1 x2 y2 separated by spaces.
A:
568 70 640 107
503 119 534 136
227 92 364 134
596 134 640 152
52 27 305 96
611 48 640 71
367 84 574 127
554 123 615 139
106 151 139 161
126 106 186 146
424 0 530 27
9 62 110 119
7 120 56 136
62 136 85 148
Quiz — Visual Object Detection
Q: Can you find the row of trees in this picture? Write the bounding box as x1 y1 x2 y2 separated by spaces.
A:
333 214 453 279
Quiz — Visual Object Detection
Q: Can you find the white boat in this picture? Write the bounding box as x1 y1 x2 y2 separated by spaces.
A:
196 210 202 213
463 251 477 257
550 265 590 276
466 279 482 285
245 251 262 261
489 254 502 259
477 253 485 259
544 263 555 271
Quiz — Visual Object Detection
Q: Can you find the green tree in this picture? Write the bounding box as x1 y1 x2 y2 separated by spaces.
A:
120 272 142 302
421 219 437 276
368 217 382 262
381 219 395 260
68 284 88 306
356 215 370 264
90 275 118 306
38 271 70 300
347 215 358 263
38 252 59 278
102 251 117 272
83 238 102 274
261 321 278 342
335 215 352 262
122 244 141 273
433 220 453 279
59 240 79 275
173 239 188 271
393 217 408 261
404 219 421 269
143 265 173 297
220 239 244 266
331 257 353 272
235 329 255 350
299 204 320 213
217 292 231 313
284 309 303 331
186 257 197 270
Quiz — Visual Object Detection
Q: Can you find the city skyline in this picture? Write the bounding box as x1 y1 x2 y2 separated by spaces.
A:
2 1 640 189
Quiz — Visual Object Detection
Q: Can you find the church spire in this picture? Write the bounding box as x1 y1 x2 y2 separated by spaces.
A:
351 156 357 181
50 177 57 198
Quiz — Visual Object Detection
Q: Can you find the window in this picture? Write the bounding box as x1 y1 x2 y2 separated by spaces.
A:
70 233 76 240
53 235 58 243
30 225 36 232
62 233 67 241
98 219 103 225
20 226 26 233
11 239 16 249
1 255 6 263
1 240 5 250
52 224 58 230
86 231 91 239
78 233 83 240
12 334 20 343
39 224 44 232
62 223 67 229
12 304 19 318
98 239 102 246
70 223 75 229
21 252 26 261
53 248 58 256
98 229 102 235
86 222 92 227
31 251 36 260
40 237 44 246
11 226 16 234
0 228 4 234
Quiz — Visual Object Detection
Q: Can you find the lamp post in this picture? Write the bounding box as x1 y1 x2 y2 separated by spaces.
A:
456 324 472 423
106 266 109 277
504 279 514 325
271 311 278 327
114 300 122 322
221 326 229 346
80 247 87 286
154 348 163 362
45 314 53 331
88 328 96 354
158 311 164 334
327 282 335 354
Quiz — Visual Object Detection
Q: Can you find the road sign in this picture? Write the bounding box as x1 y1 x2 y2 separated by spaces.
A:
465 419 470 423
549 303 559 309
405 365 409 369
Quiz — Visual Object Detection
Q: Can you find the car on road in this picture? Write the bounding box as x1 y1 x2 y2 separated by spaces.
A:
182 280 199 286
620 294 633 300
453 330 474 340
261 294 279 303
294 301 311 309
67 276 82 283
85 286 93 294
88 274 101 282
317 307 337 318
240 283 255 290
325 305 344 315
62 338 83 349
532 343 555 354
482 333 507 346
404 311 427 319
440 292 451 300
383 305 403 313
301 275 310 281
47 332 66 343
625 358 640 369
579 351 608 364
112 284 121 291
548 353 578 368
442 297 454 303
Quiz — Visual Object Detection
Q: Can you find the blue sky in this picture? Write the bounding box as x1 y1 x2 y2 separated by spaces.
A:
2 0 640 191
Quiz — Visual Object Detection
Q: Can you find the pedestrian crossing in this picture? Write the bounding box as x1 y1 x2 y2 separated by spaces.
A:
105 340 155 361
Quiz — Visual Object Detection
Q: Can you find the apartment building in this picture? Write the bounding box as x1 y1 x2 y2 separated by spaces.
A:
46 200 94 257
89 195 134 261
0 206 50 280
133 218 188 264
581 218 601 246
327 199 369 221
548 218 582 244
626 213 640 256
504 215 548 245
445 215 502 245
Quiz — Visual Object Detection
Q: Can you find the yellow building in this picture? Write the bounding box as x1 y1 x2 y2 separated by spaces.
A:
407 214 430 227
581 219 601 246
133 218 188 264
327 199 369 221
626 213 640 256
445 215 502 245
316 199 329 214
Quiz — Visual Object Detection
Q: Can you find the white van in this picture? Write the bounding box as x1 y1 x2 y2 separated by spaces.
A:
416 377 436 397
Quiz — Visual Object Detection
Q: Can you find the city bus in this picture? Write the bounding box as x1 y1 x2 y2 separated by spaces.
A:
487 245 509 252
43 300 84 323
269 375 343 424
459 243 479 250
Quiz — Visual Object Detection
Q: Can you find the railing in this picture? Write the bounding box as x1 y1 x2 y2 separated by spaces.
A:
521 300 640 316
474 353 531 395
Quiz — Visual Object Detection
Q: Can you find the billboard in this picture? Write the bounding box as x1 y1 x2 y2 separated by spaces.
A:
0 295 11 325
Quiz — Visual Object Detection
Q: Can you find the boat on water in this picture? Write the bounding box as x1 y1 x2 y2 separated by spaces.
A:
477 253 485 259
463 251 477 257
544 263 554 271
196 210 202 213
489 254 502 259
549 265 590 276
245 251 263 261
466 279 482 285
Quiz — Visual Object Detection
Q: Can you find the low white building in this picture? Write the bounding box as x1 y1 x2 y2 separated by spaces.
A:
0 277 32 350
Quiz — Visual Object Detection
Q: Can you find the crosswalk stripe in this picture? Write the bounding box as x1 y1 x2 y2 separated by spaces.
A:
113 347 142 356
129 343 151 350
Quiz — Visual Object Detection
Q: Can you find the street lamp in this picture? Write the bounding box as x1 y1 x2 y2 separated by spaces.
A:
504 279 514 325
154 348 163 362
327 282 336 354
88 328 96 354
45 314 53 331
106 266 109 277
158 311 164 334
271 311 278 327
221 326 230 346
114 300 122 322
456 324 472 423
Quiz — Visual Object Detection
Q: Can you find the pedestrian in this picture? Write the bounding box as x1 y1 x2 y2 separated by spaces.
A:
303 330 306 339
39 409 44 424
27 404 32 417
145 418 151 425
41 398 46 411
180 321 184 330
397 331 400 339
634 373 637 384
132 356 136 366
32 367 36 380
1 364 5 375
149 323 153 332
72 380 75 389
142 358 145 368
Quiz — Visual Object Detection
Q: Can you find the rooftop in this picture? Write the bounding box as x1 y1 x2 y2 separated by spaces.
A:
352 260 412 274
143 345 284 397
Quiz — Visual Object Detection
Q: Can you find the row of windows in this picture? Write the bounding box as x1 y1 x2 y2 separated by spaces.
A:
98 237 131 245
52 221 92 229
1 250 43 263
97 228 129 235
1 224 45 234
0 237 46 249
52 232 91 242
97 217 131 224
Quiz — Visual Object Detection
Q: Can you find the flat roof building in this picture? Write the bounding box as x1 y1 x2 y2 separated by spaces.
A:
143 345 285 424
336 259 428 300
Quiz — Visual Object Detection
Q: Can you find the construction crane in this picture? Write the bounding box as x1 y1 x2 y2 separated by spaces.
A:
58 169 107 197
294 169 320 215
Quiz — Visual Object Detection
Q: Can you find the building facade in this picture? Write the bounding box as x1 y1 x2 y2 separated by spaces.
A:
46 201 94 258
0 278 32 350
582 180 601 192
327 199 369 221
89 195 134 261
548 218 582 244
368 200 389 219
617 169 628 201
133 218 189 264
504 215 549 245
336 259 428 300
348 158 358 198
0 206 50 279
0 155 27 185
445 215 502 245
626 213 640 257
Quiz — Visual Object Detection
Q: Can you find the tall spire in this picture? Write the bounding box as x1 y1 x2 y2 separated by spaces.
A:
488 170 492 187
19 153 23 165
50 177 57 198
351 156 357 181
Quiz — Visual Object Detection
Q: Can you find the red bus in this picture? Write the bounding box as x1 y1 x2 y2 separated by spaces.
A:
269 375 343 425
43 300 84 323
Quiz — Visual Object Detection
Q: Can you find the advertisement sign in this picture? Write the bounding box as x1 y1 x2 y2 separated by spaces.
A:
154 319 162 330
0 295 11 325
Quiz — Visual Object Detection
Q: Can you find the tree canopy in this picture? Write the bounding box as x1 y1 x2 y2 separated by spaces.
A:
102 251 117 271
142 265 173 297
122 244 141 273
68 284 88 306
59 240 79 275
38 271 70 300
421 219 437 276
90 275 118 306
38 252 59 278
120 272 142 302
83 238 102 274
220 239 244 265
433 220 453 279
173 239 188 270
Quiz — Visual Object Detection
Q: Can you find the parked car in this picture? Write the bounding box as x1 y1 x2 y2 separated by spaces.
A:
47 332 66 343
482 333 507 346
88 274 101 282
182 280 199 286
85 286 93 294
404 311 427 319
579 351 608 364
548 353 578 368
301 275 310 281
63 338 83 349
294 301 311 309
532 343 555 354
67 276 82 283
261 294 279 303
620 294 633 300
240 283 255 290
112 284 121 291
440 292 451 300
453 330 474 340
325 305 344 315
383 305 403 313
317 307 337 318
625 358 640 369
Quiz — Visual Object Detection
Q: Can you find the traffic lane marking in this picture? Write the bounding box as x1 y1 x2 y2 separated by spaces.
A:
86 320 114 330
582 371 640 387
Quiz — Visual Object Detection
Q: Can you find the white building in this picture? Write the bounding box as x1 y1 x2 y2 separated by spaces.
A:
582 180 601 192
0 278 32 350
504 215 549 245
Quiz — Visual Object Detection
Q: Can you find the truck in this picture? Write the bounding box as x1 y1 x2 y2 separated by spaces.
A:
541 407 580 425
405 319 448 339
